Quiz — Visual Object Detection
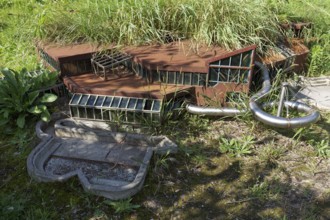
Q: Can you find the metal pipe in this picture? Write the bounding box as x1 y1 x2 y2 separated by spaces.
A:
185 104 245 116
186 61 320 128
248 62 320 128
250 100 320 128
186 61 270 117
277 82 289 117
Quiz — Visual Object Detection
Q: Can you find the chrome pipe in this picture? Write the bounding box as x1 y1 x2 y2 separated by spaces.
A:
185 104 245 116
250 100 320 128
249 63 320 128
277 82 289 117
186 61 320 128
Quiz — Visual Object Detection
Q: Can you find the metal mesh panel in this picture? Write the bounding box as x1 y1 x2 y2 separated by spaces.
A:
208 50 254 86
91 50 132 80
39 49 60 71
154 70 206 86
69 93 162 123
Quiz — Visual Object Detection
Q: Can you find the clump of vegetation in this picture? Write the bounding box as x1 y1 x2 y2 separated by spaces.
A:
219 135 254 157
104 198 140 214
0 68 58 129
311 140 330 158
37 0 280 52
0 1 330 219
270 0 330 76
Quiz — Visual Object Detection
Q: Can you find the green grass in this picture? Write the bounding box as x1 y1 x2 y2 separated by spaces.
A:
1 0 330 219
37 0 280 52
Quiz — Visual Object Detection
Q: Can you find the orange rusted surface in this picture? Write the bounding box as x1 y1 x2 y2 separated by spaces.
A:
37 41 112 60
194 83 249 106
257 39 309 72
63 72 193 100
125 41 256 73
38 40 256 74
38 41 257 105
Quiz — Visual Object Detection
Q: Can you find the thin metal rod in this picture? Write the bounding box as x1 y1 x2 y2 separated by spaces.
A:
277 82 289 117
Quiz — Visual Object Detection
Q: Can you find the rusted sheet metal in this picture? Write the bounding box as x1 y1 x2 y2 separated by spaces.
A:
257 39 309 73
37 41 256 106
63 73 193 100
125 41 255 74
194 83 249 106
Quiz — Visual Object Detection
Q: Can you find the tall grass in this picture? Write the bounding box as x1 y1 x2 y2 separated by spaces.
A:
38 0 281 52
1 0 329 76
0 1 42 70
271 0 330 76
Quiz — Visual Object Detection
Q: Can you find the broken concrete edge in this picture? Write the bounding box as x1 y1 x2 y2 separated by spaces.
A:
296 97 330 112
27 137 153 200
31 116 177 200
293 77 330 112
79 147 153 200
36 116 178 155
35 111 69 140
54 118 178 154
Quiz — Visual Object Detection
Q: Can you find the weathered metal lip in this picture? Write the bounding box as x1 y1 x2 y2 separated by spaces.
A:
28 117 177 200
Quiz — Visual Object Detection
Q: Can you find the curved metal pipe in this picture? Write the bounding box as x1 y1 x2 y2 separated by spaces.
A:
249 62 320 128
186 61 320 128
250 100 320 128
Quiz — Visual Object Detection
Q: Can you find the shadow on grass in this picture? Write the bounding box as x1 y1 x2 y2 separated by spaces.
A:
136 150 330 219
1 115 330 219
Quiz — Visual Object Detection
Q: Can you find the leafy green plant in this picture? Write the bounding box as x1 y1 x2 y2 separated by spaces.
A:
250 181 270 201
219 135 254 157
0 68 58 128
0 193 28 219
307 34 330 77
312 140 330 158
104 198 140 214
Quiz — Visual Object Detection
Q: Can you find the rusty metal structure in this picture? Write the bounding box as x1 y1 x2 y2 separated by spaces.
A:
36 39 311 124
91 50 132 81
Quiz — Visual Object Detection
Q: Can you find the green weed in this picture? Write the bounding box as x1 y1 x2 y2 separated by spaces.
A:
259 143 286 164
38 0 280 53
104 198 140 214
192 154 208 165
250 181 270 201
311 140 330 158
219 135 254 157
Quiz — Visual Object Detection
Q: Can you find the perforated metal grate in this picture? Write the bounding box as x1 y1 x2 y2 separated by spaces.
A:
69 93 162 123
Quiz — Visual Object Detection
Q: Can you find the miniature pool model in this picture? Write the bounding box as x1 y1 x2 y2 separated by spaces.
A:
28 115 177 200
37 39 309 123
37 41 255 122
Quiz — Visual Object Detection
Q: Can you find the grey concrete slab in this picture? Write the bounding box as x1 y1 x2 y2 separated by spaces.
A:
106 144 148 166
297 85 330 111
53 138 116 163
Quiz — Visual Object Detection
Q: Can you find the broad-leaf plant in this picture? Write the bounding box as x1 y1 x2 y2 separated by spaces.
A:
0 68 58 128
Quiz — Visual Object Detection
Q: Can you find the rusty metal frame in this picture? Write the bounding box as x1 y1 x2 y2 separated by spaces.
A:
91 50 132 81
207 49 255 86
